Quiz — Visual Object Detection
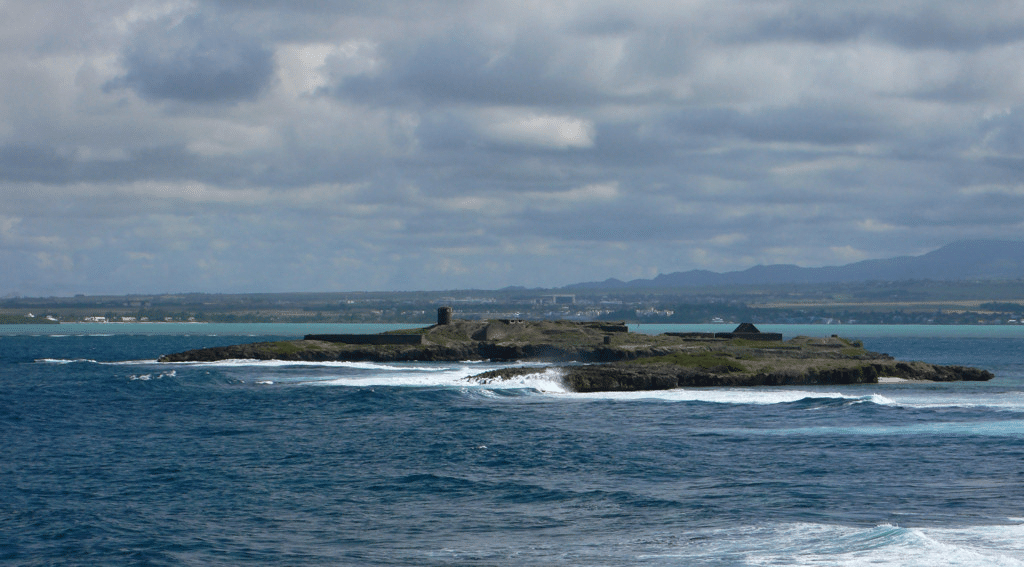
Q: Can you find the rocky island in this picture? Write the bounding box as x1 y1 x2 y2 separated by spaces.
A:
158 310 993 392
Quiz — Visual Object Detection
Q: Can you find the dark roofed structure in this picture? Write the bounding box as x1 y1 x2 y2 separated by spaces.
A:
715 323 782 341
732 323 761 334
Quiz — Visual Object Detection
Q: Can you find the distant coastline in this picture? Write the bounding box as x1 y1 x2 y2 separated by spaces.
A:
5 240 1024 325
0 315 58 325
3 290 1024 326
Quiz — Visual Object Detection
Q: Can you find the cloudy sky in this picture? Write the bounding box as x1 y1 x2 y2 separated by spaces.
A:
3 0 1024 295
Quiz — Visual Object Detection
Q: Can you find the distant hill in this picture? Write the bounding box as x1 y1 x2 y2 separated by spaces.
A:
566 240 1024 290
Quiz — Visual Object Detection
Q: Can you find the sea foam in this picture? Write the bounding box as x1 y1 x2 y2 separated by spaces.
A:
662 522 1024 567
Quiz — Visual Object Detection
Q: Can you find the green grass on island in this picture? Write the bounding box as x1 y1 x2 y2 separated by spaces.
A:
626 352 748 372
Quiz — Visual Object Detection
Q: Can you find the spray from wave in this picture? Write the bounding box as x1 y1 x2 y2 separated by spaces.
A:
646 522 1024 566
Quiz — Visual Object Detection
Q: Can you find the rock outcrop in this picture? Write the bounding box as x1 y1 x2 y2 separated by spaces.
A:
158 319 995 389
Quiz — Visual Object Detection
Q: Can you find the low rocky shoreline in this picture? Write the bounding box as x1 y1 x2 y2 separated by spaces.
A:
158 319 994 391
472 359 993 392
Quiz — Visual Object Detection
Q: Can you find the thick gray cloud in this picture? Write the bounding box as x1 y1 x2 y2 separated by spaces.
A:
2 0 1024 296
750 3 1024 50
335 31 613 107
114 11 275 103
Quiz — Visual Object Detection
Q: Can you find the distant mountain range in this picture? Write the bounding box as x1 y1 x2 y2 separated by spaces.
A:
566 240 1024 290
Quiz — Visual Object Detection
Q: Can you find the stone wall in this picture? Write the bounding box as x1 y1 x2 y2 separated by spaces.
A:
304 334 424 345
664 332 717 339
714 332 783 341
583 322 630 333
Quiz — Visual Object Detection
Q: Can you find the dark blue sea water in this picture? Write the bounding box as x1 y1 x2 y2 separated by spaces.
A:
3 324 1024 566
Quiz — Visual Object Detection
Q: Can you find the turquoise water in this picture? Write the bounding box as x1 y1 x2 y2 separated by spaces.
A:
0 322 425 336
633 323 1024 339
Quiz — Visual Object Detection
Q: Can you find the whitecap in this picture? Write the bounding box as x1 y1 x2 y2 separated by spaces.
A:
161 359 458 371
129 371 175 381
467 367 569 394
36 358 95 364
313 367 504 389
713 420 1024 438
238 361 562 391
860 393 898 406
869 391 1024 413
664 522 1024 566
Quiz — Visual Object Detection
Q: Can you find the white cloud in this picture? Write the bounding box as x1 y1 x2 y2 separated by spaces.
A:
707 233 748 246
474 109 596 149
34 251 73 271
431 182 617 215
960 183 1024 196
184 121 277 156
858 219 900 232
277 41 379 96
829 245 870 263
771 156 866 176
0 215 20 237
528 182 619 203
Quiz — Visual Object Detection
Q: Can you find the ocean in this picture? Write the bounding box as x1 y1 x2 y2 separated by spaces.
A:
2 323 1024 566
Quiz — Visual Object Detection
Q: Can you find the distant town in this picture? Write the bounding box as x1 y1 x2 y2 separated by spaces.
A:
3 278 1024 325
